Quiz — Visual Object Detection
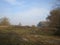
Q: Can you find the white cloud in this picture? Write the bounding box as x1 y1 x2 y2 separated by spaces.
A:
5 0 16 3
5 0 24 6
14 7 49 26
17 7 49 17
0 7 49 26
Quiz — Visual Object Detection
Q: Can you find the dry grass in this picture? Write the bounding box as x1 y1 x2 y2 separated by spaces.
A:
0 27 60 45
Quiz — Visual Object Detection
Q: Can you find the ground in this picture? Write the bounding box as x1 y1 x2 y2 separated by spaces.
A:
0 27 60 45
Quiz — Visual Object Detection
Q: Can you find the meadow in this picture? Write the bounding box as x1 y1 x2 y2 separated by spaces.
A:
0 26 60 45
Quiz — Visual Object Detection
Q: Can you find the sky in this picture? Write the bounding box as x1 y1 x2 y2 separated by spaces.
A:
0 0 55 26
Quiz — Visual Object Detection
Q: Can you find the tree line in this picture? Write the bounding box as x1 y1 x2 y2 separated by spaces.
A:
38 0 60 36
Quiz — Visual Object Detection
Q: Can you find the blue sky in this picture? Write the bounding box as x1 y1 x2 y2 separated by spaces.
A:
0 0 55 26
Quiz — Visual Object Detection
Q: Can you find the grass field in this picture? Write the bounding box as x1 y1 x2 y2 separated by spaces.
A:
0 27 60 45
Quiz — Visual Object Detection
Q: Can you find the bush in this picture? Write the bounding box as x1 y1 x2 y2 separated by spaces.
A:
0 31 23 45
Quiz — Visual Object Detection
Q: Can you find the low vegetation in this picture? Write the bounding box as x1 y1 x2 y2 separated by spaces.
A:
0 26 60 45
